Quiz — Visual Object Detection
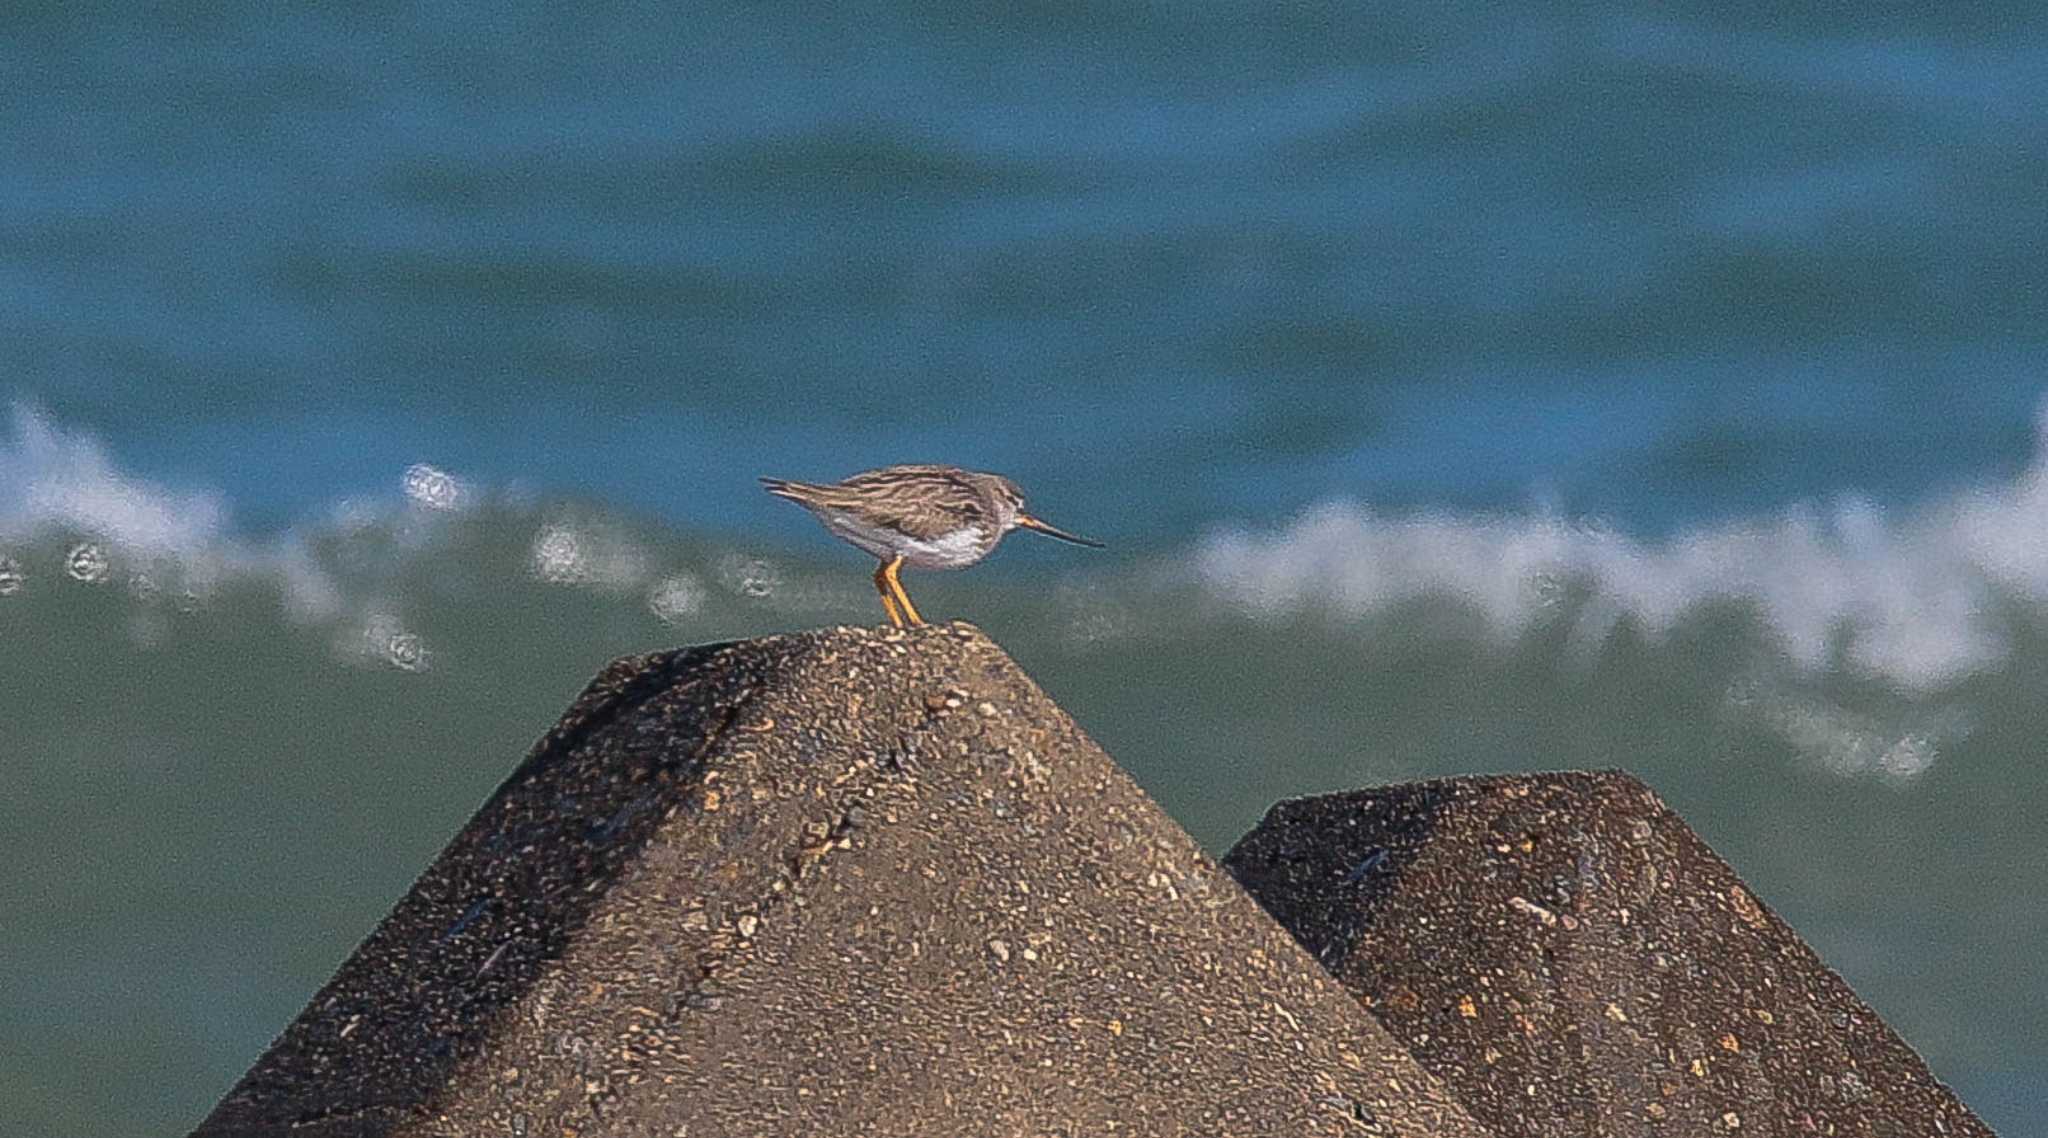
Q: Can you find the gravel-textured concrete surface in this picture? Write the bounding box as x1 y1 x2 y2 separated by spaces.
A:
191 623 1490 1138
1223 770 1994 1138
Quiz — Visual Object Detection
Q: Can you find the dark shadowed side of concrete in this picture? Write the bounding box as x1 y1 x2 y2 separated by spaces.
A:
191 623 1492 1138
1222 770 1994 1138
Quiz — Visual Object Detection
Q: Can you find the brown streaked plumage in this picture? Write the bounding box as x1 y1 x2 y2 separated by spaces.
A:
761 464 1102 628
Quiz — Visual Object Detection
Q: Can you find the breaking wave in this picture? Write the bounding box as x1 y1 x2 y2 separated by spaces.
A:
1196 405 2048 692
10 400 2048 695
3 394 2044 793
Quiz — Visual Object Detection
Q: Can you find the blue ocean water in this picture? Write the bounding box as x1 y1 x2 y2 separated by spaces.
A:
4 4 2046 1133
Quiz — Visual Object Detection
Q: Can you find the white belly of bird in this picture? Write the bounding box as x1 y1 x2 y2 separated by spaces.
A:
824 513 988 569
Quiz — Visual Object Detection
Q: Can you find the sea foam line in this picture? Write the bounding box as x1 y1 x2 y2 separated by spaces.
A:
13 398 2048 691
0 403 348 620
1196 406 2048 691
0 403 806 658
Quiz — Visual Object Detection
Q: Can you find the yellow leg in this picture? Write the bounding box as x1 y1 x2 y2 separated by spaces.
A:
871 562 906 628
883 557 926 626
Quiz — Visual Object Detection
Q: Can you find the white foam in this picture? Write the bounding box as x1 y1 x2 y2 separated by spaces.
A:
1195 402 2048 691
334 608 432 672
63 541 112 583
529 518 652 591
17 394 2048 696
647 573 707 625
0 404 350 625
1722 673 1970 783
0 405 229 557
713 553 784 599
402 463 472 512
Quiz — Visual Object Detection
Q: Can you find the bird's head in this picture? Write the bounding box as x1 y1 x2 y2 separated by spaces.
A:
982 474 1103 548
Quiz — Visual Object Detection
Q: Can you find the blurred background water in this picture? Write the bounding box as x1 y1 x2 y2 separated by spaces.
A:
4 3 2046 1133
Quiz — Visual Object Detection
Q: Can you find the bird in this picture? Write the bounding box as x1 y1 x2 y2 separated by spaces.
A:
761 464 1102 628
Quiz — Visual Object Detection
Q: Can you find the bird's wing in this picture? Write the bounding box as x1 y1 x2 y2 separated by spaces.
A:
825 466 994 541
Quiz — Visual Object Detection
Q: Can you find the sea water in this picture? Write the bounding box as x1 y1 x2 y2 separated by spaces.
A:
4 4 2046 1132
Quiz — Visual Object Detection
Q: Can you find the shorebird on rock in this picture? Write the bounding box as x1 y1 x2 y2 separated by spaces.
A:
761 464 1102 628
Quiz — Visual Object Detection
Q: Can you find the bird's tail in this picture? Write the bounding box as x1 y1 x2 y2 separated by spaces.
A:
759 476 824 503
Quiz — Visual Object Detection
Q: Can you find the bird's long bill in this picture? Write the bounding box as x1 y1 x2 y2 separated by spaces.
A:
1016 514 1105 548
